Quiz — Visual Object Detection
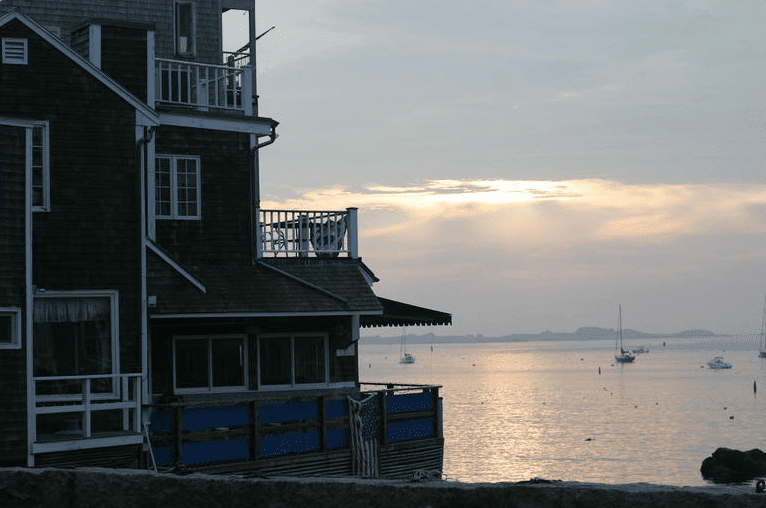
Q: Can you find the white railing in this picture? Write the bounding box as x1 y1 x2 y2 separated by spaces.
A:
155 58 253 114
257 208 358 258
32 373 143 451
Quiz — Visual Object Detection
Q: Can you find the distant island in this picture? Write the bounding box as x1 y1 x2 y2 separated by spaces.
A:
361 327 726 345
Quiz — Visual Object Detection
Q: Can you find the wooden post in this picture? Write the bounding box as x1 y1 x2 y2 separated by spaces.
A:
380 390 388 445
174 405 183 465
319 396 327 452
251 401 260 460
83 379 92 438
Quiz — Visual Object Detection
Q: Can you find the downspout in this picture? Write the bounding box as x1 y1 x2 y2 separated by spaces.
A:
251 128 278 263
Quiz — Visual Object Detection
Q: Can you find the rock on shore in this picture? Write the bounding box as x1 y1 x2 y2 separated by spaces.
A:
701 447 766 483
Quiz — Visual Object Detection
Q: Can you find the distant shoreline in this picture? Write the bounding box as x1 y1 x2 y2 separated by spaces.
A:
361 327 735 345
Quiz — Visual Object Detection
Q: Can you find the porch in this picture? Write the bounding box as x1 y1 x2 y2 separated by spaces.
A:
255 208 358 259
30 373 144 458
148 383 443 478
155 54 253 115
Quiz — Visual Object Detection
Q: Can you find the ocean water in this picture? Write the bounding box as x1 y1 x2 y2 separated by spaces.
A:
359 336 766 486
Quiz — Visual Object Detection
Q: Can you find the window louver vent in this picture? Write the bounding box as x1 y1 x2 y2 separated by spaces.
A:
2 38 28 65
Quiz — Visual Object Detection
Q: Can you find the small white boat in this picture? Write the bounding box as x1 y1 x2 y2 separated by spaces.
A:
399 332 415 364
707 357 732 369
614 304 636 364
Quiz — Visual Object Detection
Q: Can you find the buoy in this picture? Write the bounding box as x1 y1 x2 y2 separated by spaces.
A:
755 381 757 394
598 367 601 375
756 479 765 493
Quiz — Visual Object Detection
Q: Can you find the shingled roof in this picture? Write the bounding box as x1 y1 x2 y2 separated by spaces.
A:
147 253 383 317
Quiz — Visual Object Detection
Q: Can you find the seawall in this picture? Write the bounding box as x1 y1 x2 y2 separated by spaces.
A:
0 467 762 508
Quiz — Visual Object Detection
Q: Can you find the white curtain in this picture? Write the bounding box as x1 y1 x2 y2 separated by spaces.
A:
34 297 110 323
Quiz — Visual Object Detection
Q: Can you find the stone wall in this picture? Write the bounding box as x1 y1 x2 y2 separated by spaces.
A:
0 467 763 508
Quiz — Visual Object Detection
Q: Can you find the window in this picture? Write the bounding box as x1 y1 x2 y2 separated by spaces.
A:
155 155 200 219
174 2 196 56
2 38 28 65
174 335 247 392
259 334 328 388
33 291 119 395
0 308 21 349
31 125 49 211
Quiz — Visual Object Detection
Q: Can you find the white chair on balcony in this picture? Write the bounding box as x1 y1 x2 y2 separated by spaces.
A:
310 217 347 258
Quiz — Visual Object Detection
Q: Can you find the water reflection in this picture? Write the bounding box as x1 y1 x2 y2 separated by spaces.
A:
360 339 766 486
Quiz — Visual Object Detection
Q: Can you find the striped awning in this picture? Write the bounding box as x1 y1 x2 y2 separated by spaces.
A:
360 297 452 328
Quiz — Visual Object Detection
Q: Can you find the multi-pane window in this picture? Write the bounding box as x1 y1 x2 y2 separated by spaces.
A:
155 155 200 219
174 335 246 392
33 291 119 395
259 335 328 388
175 2 196 56
31 125 49 210
0 308 21 349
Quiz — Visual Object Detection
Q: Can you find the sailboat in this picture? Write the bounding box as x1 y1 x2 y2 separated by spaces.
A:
399 331 415 364
614 303 636 364
759 294 766 358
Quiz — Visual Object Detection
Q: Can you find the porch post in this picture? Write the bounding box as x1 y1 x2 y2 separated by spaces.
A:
347 207 358 258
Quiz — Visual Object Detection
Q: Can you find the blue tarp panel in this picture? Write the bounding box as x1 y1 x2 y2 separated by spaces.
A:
325 398 347 419
386 392 433 414
182 438 250 465
258 401 317 424
182 405 249 432
327 427 349 449
387 418 434 442
260 430 319 457
153 446 174 466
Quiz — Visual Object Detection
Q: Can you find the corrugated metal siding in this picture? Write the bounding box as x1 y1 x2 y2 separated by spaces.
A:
35 445 141 469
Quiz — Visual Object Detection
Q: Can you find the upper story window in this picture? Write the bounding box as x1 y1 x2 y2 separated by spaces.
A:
175 1 196 57
155 155 201 220
2 38 28 65
31 124 49 211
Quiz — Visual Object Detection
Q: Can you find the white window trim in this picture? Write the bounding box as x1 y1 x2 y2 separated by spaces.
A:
2 38 28 65
257 333 330 391
32 290 121 401
174 1 197 57
0 307 22 349
155 154 201 220
172 334 248 394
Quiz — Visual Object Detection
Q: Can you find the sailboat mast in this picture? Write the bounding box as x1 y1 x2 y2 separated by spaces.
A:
619 303 623 352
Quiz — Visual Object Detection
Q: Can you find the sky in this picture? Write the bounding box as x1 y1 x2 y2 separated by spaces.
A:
223 1 766 337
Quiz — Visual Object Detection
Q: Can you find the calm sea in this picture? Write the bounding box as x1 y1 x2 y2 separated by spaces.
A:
359 336 766 486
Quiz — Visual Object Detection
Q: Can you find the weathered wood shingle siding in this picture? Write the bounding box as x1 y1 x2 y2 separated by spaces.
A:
155 126 253 266
0 125 28 466
101 25 149 102
0 19 143 373
0 0 226 64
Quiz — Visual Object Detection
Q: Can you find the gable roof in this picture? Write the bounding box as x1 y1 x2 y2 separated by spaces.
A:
0 10 159 125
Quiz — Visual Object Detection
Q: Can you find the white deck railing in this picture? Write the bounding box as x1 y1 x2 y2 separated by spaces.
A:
257 208 358 258
156 58 253 114
31 373 143 454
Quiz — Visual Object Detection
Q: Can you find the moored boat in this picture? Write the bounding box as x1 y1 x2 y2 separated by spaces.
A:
614 304 636 364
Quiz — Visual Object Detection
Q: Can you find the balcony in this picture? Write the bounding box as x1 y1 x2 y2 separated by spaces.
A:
256 208 358 258
31 373 144 455
155 57 253 115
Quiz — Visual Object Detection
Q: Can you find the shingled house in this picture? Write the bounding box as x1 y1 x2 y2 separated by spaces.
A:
0 2 450 476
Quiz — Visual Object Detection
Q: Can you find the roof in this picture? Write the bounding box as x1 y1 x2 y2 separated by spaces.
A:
148 255 384 318
0 10 159 125
360 297 452 328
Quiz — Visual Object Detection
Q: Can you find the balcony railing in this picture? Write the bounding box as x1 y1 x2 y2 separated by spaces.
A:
31 373 144 455
256 208 358 258
155 58 253 114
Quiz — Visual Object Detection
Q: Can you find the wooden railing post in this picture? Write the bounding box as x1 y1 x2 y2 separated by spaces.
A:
250 400 260 461
83 379 92 438
319 396 327 452
379 390 388 445
174 405 183 466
